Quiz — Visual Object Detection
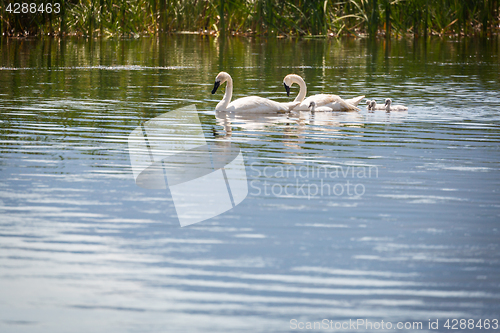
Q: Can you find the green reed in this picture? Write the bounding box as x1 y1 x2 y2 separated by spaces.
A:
1 0 498 37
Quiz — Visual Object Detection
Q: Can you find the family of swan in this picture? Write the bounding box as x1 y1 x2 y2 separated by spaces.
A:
211 71 380 113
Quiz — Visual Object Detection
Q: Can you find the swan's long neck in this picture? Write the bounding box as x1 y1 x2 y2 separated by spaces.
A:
292 75 307 103
217 76 233 110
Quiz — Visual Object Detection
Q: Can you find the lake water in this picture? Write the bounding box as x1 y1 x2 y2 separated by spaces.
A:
0 35 499 332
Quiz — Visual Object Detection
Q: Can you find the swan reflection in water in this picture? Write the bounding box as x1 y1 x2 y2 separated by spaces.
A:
214 107 367 151
214 110 292 135
364 107 408 124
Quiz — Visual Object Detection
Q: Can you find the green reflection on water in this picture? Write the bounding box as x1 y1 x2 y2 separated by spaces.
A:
0 35 499 129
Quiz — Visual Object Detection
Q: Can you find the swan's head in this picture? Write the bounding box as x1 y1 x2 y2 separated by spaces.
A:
308 101 316 110
283 77 293 97
384 98 392 107
212 72 231 94
283 74 302 97
369 100 377 109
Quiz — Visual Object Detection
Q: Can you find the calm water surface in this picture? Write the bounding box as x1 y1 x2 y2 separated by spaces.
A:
0 36 499 332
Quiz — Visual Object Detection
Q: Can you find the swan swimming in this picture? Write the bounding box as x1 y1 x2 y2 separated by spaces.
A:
212 72 299 113
308 101 335 112
369 100 387 110
282 74 364 111
366 100 372 110
385 98 408 111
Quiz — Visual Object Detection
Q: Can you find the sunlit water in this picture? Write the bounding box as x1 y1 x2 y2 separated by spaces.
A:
0 36 499 333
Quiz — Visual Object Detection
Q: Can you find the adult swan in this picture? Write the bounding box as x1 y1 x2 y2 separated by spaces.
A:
212 72 299 113
283 74 364 111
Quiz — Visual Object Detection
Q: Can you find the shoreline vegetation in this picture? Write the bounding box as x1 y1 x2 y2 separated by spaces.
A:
1 0 499 38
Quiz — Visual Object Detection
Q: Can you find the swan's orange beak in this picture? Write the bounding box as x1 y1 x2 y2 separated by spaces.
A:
284 83 290 97
212 81 220 94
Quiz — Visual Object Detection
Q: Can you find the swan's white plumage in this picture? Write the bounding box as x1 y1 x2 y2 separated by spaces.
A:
282 74 363 111
308 101 334 112
369 100 386 110
326 95 365 111
219 96 298 113
385 98 408 111
212 72 298 113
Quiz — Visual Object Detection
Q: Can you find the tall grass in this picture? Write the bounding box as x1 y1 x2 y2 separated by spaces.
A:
1 0 499 37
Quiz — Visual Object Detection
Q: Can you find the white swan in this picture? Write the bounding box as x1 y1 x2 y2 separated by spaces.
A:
385 98 408 111
369 100 386 110
212 72 299 113
308 101 335 112
283 74 364 111
327 95 365 111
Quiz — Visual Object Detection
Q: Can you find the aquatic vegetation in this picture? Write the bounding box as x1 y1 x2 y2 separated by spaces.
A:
1 0 499 37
